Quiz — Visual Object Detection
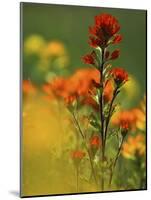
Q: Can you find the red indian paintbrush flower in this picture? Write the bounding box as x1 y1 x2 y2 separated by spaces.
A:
110 49 120 60
71 150 86 166
71 150 86 159
89 135 101 156
82 51 96 65
112 34 122 44
110 67 128 86
90 135 101 148
89 13 122 48
112 110 137 136
71 150 86 165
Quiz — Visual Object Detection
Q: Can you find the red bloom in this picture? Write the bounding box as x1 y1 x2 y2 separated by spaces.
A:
71 150 86 160
113 34 122 44
110 67 128 86
89 13 121 48
110 49 120 60
82 51 96 65
90 135 101 148
88 36 102 48
95 14 120 36
71 150 86 166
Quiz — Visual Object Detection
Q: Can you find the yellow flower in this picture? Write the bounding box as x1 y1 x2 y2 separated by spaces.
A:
24 35 46 55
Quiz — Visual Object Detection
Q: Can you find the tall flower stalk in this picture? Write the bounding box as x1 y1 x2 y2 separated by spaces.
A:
82 13 128 190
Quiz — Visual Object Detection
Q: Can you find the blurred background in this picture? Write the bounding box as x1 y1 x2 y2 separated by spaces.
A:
21 3 146 196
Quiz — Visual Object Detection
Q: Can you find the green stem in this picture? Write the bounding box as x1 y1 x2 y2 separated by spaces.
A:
104 87 119 152
76 166 79 192
108 135 125 188
72 111 98 187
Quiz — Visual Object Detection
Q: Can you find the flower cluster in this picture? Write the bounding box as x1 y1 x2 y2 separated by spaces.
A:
111 100 146 133
112 110 137 131
43 68 114 108
110 68 128 87
122 134 145 159
88 13 122 48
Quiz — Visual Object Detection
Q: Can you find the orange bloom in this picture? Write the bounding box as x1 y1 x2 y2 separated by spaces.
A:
122 134 145 159
71 150 86 160
132 96 146 131
112 110 137 131
23 80 37 95
103 80 114 103
132 108 145 130
90 135 101 148
43 68 114 108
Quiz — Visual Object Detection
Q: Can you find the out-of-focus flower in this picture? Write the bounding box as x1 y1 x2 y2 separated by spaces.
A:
110 49 120 60
24 35 46 55
112 110 137 133
89 135 101 156
90 135 101 149
23 80 37 95
89 13 121 48
132 96 146 131
110 67 128 86
41 41 69 70
122 134 145 159
43 41 67 57
71 150 86 166
71 150 86 159
43 68 114 109
103 80 114 103
112 95 146 133
43 68 99 105
122 75 140 102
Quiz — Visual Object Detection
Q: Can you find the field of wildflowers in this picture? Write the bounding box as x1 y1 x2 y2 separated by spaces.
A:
21 3 146 197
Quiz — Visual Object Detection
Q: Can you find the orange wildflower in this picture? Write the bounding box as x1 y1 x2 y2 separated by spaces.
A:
71 150 86 167
23 80 37 95
44 41 66 57
122 134 145 159
103 80 114 103
43 68 114 108
71 150 86 160
90 135 101 149
112 110 137 132
132 96 146 131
